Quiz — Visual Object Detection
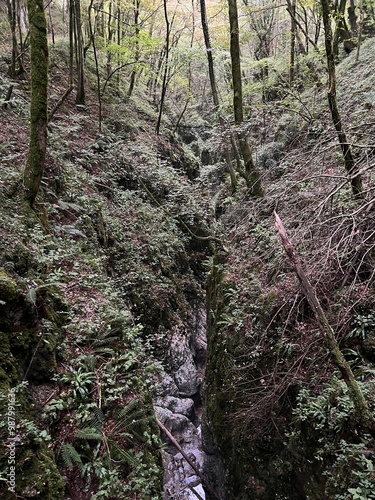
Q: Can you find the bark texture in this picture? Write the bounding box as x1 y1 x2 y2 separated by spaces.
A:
201 0 238 191
24 0 48 207
320 0 363 196
228 0 263 196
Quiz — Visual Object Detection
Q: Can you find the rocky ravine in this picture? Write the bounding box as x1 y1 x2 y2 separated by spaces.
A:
154 307 207 499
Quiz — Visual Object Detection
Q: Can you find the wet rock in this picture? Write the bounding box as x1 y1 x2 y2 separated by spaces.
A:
155 371 179 397
156 396 195 418
157 307 207 500
174 359 200 396
155 406 191 434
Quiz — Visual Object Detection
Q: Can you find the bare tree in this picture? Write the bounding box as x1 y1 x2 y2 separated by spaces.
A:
73 0 85 105
155 0 170 135
127 0 140 98
6 0 25 77
200 0 238 191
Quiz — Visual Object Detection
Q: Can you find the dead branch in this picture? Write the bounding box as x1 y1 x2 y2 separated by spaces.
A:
48 85 73 123
156 418 219 499
274 210 375 437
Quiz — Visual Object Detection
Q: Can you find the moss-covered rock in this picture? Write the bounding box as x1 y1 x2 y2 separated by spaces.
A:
0 268 20 302
15 443 64 499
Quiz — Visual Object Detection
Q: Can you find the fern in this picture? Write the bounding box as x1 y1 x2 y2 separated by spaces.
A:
87 405 104 430
76 427 103 441
60 443 84 471
105 437 138 467
111 399 152 442
119 398 140 417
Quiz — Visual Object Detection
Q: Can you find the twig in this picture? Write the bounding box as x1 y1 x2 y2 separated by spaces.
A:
41 389 58 407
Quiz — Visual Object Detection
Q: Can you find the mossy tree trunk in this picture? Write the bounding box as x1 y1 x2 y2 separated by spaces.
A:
155 0 170 135
320 0 363 197
200 0 238 192
228 0 263 196
24 0 48 207
73 0 85 105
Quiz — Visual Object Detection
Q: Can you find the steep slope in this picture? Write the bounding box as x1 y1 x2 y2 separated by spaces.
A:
0 38 213 498
204 37 375 500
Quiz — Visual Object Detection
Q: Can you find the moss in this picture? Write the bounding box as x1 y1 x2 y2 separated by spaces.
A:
0 332 19 386
24 0 48 207
12 242 33 274
16 444 64 499
95 208 108 246
0 268 20 302
25 286 67 382
0 421 64 499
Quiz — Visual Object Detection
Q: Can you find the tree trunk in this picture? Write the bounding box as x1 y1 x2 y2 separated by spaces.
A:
320 0 363 196
127 0 140 98
106 0 113 76
333 0 354 57
348 0 357 34
69 0 74 86
73 0 85 105
48 2 55 44
155 0 170 135
87 0 101 130
228 0 243 124
228 0 263 196
289 0 296 85
6 0 20 78
355 0 364 62
200 0 237 192
24 0 48 207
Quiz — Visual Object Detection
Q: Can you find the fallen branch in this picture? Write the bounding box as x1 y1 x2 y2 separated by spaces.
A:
48 85 73 123
156 418 219 499
274 210 375 437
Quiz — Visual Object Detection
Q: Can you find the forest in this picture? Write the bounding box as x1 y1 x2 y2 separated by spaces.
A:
0 0 375 498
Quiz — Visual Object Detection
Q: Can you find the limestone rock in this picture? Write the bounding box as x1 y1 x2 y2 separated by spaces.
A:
156 396 195 418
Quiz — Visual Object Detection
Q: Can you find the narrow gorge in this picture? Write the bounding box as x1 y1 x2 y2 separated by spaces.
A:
155 307 207 499
1 3 375 498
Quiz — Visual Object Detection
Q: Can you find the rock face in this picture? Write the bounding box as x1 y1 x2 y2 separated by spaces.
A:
155 308 207 500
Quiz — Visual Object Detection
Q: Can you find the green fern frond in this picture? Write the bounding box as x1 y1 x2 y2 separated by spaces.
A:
87 405 104 430
76 427 103 441
92 346 117 355
92 335 119 346
82 354 98 372
60 443 84 471
118 398 140 417
107 440 138 466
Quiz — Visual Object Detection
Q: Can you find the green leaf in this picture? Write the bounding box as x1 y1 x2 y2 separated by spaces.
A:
26 288 37 305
